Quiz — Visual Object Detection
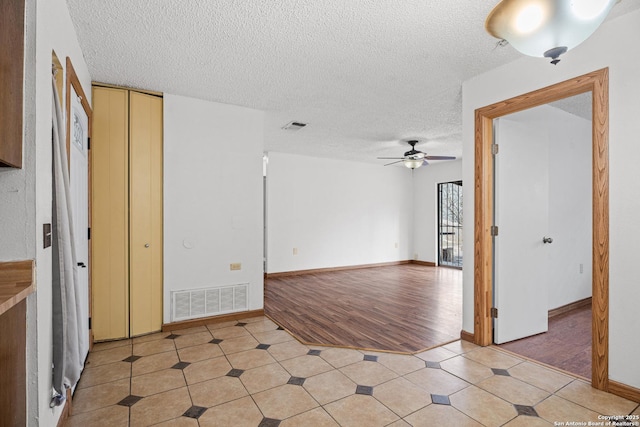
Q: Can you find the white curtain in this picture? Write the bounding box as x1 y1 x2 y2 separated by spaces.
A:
50 73 83 407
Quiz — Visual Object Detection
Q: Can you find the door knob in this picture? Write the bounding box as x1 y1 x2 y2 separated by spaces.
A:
77 262 87 268
145 243 150 248
542 237 553 244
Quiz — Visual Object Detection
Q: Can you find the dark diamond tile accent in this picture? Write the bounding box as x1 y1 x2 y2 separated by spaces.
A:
515 404 539 417
287 376 306 386
492 368 510 376
256 343 271 350
431 394 451 405
183 405 207 419
426 361 441 369
236 322 247 327
307 349 322 356
172 361 191 370
363 355 378 362
258 418 281 427
122 355 142 363
118 395 143 407
355 385 374 396
210 338 223 344
277 326 284 330
166 334 180 340
226 368 245 378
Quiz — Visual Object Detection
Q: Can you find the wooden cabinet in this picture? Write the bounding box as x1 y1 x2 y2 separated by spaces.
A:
0 260 35 426
0 0 25 168
91 86 163 340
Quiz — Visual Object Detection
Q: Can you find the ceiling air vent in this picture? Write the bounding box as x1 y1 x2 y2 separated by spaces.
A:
282 121 307 131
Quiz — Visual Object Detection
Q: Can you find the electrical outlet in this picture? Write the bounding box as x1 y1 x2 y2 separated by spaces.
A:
293 248 298 255
394 242 398 248
579 263 583 274
230 263 241 271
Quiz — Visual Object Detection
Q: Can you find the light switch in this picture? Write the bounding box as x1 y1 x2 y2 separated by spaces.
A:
230 263 241 271
43 223 52 249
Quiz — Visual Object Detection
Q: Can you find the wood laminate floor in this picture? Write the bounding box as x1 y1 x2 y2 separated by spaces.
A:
264 264 462 353
498 303 592 379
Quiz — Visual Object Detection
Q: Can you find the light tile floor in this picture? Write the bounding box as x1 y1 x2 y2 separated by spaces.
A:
65 316 640 427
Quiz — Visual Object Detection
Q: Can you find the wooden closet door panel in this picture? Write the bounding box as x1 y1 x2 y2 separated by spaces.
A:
129 91 163 336
91 87 129 340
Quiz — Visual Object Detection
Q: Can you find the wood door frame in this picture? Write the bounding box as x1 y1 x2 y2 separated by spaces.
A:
65 57 93 349
473 68 609 391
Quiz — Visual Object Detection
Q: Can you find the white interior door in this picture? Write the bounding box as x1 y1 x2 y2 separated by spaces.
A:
494 116 550 344
70 87 90 359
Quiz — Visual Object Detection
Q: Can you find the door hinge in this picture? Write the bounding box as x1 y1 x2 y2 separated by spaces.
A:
492 144 499 155
88 227 91 240
88 317 92 329
491 225 499 236
87 137 91 150
490 307 498 318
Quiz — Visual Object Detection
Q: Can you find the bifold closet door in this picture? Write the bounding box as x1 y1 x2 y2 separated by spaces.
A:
129 91 163 336
91 87 129 341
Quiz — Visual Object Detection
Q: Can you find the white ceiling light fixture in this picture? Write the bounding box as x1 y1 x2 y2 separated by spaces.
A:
485 0 617 64
404 156 425 169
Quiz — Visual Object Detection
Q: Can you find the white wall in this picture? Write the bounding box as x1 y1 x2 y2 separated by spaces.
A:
163 94 264 322
412 160 462 264
547 107 592 310
266 152 413 273
462 9 640 388
0 0 91 425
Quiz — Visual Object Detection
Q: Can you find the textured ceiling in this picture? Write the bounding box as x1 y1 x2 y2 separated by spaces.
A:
65 0 639 165
549 92 592 121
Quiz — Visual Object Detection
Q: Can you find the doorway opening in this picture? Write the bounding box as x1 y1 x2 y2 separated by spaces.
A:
473 68 609 391
491 95 593 379
438 180 463 268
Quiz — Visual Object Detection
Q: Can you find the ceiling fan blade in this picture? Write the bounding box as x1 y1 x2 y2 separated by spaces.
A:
425 155 456 160
384 160 404 166
377 157 405 160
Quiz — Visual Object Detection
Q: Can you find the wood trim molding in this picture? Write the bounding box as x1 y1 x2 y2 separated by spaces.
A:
266 261 411 278
411 260 436 267
161 309 265 332
92 81 163 98
608 380 640 404
55 389 73 427
473 68 609 391
460 329 475 343
548 297 592 318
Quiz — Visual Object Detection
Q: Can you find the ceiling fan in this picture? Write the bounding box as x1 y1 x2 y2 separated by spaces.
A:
377 140 456 169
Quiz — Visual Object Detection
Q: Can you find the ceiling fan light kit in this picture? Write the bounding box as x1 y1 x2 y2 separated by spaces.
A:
404 158 425 169
485 0 616 64
377 140 456 169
